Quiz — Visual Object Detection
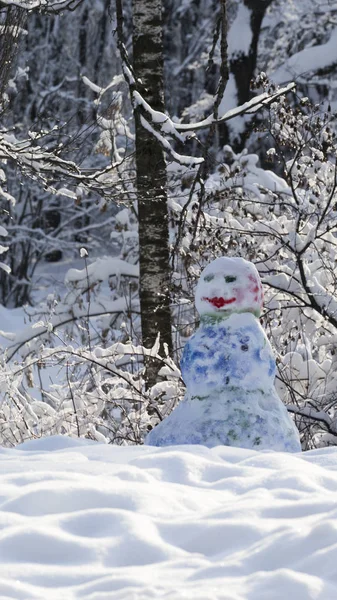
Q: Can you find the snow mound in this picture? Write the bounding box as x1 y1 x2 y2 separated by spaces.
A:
0 436 336 598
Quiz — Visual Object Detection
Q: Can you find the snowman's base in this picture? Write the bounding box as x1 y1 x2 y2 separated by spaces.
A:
145 388 301 452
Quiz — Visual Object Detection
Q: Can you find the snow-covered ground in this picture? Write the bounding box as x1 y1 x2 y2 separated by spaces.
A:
1 437 337 599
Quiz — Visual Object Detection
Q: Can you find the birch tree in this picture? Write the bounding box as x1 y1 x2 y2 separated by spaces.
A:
131 0 173 381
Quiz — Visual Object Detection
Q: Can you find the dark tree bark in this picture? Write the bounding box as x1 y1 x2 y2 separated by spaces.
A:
220 0 273 150
77 5 89 124
132 0 173 381
0 5 26 104
230 0 273 107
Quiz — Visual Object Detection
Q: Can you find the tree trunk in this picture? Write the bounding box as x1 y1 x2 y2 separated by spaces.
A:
132 0 173 383
220 0 273 150
0 6 26 102
230 0 273 107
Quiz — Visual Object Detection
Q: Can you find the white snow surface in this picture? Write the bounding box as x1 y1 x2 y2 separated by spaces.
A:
228 4 253 56
273 27 337 83
65 257 139 288
1 436 337 599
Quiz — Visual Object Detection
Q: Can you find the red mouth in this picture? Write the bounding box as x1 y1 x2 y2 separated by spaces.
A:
203 297 236 308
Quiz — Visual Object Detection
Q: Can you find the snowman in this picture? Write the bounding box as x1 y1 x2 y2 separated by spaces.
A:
146 256 301 452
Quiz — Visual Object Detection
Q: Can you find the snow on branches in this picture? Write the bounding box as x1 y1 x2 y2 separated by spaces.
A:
0 0 85 13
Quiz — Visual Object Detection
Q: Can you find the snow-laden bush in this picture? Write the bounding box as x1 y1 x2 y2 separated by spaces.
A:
0 332 183 447
2 74 337 450
173 93 337 448
0 256 183 447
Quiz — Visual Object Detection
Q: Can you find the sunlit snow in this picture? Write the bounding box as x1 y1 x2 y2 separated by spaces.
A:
0 436 337 599
273 27 337 84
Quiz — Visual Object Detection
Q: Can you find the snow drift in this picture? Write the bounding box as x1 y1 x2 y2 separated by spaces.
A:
0 436 336 599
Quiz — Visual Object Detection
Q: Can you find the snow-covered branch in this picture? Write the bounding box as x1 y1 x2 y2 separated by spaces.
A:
124 55 295 137
0 133 125 197
0 0 85 13
4 299 138 361
287 404 337 436
273 27 337 84
174 83 296 132
4 257 140 360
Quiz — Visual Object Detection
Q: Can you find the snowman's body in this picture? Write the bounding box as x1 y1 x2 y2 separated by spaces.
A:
146 257 301 452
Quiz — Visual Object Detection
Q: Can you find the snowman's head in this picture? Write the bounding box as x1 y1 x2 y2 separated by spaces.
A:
195 257 263 317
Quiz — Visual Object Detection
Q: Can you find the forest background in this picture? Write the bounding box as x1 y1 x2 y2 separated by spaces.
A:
0 0 337 449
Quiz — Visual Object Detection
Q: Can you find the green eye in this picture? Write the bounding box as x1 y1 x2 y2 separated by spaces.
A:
225 276 236 283
204 274 214 282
